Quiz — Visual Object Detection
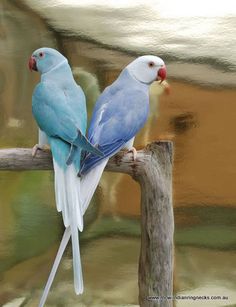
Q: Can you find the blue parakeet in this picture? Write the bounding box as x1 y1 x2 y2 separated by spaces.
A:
80 55 166 208
32 54 167 304
29 47 103 306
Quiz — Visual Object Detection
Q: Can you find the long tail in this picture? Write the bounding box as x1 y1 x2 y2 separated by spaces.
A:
38 160 84 306
38 228 71 307
38 159 108 306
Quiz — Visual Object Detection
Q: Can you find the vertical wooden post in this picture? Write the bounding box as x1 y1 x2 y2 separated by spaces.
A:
137 142 174 307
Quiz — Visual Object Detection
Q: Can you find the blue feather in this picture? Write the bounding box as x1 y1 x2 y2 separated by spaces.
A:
80 68 149 174
32 81 103 171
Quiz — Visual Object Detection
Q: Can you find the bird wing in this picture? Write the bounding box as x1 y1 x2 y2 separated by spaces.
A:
80 87 149 174
32 81 103 158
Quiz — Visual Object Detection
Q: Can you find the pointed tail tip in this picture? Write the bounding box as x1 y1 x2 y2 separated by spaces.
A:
75 287 84 295
77 214 84 232
75 282 84 295
78 223 84 232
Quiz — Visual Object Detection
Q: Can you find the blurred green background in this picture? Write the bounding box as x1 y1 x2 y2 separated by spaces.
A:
0 0 236 306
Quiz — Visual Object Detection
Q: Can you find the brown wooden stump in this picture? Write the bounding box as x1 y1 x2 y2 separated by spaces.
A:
137 142 173 307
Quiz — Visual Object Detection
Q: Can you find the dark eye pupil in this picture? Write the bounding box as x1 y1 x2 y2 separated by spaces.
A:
39 52 43 57
149 62 154 67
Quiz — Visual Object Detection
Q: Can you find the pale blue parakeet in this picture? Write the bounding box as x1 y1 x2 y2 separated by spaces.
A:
38 55 167 303
29 47 103 306
80 55 166 209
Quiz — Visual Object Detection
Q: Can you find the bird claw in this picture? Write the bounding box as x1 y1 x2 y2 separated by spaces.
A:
32 144 41 157
127 147 137 161
32 144 50 157
162 80 171 95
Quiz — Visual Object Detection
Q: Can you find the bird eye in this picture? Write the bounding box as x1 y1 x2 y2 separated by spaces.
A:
39 52 44 58
148 61 155 68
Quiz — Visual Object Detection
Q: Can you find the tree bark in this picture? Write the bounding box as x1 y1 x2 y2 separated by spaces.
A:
137 142 174 307
0 142 174 306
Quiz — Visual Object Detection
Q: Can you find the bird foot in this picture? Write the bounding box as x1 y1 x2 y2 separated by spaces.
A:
127 147 137 161
159 80 170 95
32 144 50 157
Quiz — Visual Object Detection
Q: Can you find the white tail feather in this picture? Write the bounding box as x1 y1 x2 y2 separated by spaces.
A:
71 223 83 294
81 159 109 214
65 164 83 231
80 137 134 211
53 161 83 230
65 164 84 293
38 228 71 307
39 159 109 306
39 161 83 306
53 160 70 227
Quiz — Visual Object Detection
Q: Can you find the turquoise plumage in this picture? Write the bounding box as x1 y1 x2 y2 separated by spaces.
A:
29 47 102 306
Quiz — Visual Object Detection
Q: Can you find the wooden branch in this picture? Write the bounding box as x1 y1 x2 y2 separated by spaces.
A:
0 147 147 173
0 148 53 171
0 142 174 307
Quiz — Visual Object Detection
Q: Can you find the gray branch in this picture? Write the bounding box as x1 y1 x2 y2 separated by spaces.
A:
0 142 174 307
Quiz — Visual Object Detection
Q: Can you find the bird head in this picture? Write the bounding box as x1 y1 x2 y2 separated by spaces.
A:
126 55 166 84
28 47 67 74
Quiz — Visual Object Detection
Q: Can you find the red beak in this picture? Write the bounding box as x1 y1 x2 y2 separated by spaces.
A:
157 66 167 83
28 56 37 71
